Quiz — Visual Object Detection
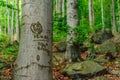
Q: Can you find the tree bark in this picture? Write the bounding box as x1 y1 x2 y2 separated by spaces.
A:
56 0 62 14
14 0 53 80
62 0 65 17
88 0 94 28
111 0 116 32
101 0 105 30
11 0 14 41
16 0 20 41
65 0 80 62
118 0 120 32
6 0 11 40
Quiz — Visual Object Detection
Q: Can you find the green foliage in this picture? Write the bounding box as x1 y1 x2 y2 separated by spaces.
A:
73 23 92 44
0 34 18 60
0 63 4 67
53 13 67 42
0 1 16 9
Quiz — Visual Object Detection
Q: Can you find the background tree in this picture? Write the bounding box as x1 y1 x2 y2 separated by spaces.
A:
11 0 14 41
111 0 116 33
118 0 120 32
101 0 105 30
65 0 80 62
16 0 20 41
6 0 11 40
88 0 94 28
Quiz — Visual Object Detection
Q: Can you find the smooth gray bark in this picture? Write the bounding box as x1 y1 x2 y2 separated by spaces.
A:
16 0 20 41
111 0 116 32
65 0 80 62
11 0 14 41
6 0 11 40
118 0 120 32
88 0 94 28
62 0 65 17
56 0 62 14
14 0 53 80
101 0 105 30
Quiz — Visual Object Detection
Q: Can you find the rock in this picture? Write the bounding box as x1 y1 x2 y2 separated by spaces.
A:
91 29 113 44
62 61 105 77
112 34 120 52
95 76 112 80
52 53 64 66
95 40 118 59
55 39 66 52
108 70 120 76
94 57 108 63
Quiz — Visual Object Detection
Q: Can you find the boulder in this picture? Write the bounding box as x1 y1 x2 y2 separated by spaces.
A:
95 40 118 59
53 53 64 66
93 34 120 60
62 61 105 77
91 29 113 44
55 39 66 52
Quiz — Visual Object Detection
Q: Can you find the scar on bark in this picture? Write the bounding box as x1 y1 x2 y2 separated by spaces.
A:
36 55 40 61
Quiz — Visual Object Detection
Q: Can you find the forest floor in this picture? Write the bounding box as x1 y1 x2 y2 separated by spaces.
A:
52 52 120 80
0 46 120 80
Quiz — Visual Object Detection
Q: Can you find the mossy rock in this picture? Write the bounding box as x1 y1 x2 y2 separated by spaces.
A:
55 39 66 52
52 53 64 66
91 30 113 44
62 61 105 77
95 40 117 57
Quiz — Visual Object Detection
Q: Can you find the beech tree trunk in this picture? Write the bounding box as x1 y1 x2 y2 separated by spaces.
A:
11 0 14 41
65 0 80 62
88 0 94 28
14 0 53 80
62 0 65 17
101 0 105 30
7 0 11 40
16 0 20 41
111 0 116 32
118 0 120 32
56 0 62 14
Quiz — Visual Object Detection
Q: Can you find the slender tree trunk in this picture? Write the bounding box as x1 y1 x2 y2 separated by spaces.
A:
88 0 94 28
56 0 62 14
65 0 80 62
118 0 120 32
14 0 53 80
0 6 2 34
111 0 116 32
101 0 105 30
4 13 7 35
16 0 20 41
6 0 11 40
62 0 65 17
11 0 14 41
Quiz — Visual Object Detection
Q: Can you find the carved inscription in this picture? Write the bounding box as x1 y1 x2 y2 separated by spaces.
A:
30 21 50 55
37 42 50 53
30 21 42 38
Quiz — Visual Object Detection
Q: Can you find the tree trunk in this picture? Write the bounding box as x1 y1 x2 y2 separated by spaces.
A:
62 0 65 17
101 0 105 30
65 0 80 62
11 0 14 41
118 0 120 32
14 0 53 80
4 13 7 35
88 0 94 28
6 0 11 40
16 0 20 41
111 0 116 32
56 0 62 14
